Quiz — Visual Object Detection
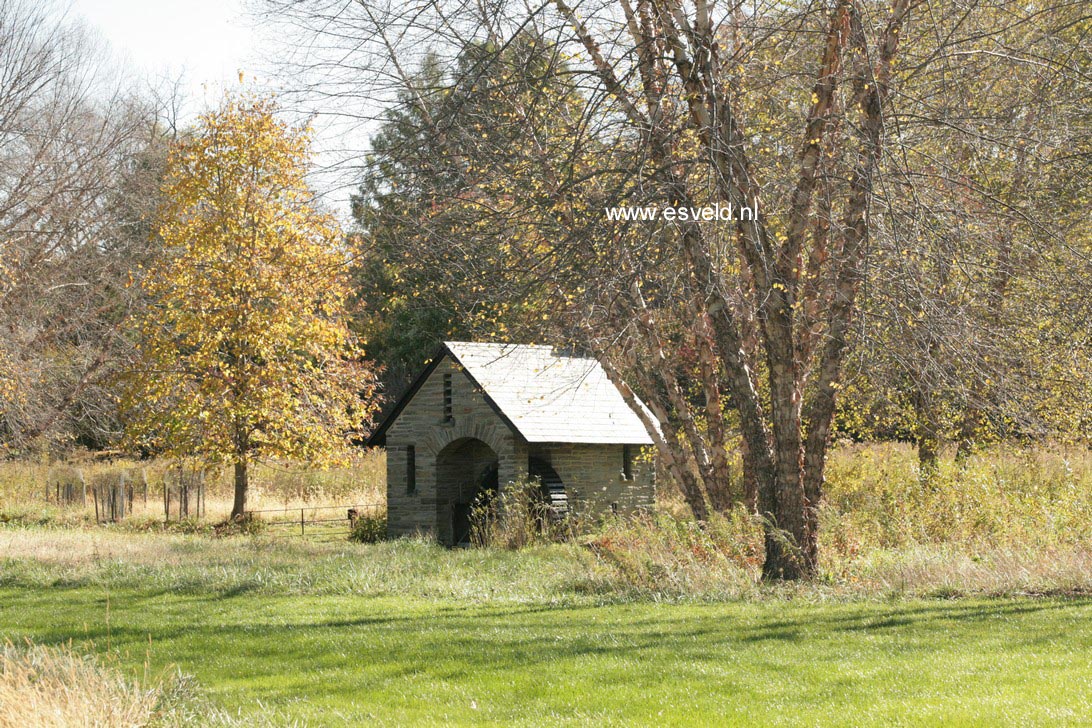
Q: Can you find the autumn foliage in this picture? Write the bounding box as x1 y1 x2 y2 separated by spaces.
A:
123 96 378 517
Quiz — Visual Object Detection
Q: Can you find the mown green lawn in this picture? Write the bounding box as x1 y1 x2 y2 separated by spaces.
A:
2 585 1091 725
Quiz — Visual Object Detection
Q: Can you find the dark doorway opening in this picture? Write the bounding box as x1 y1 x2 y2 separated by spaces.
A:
435 438 499 546
452 462 498 546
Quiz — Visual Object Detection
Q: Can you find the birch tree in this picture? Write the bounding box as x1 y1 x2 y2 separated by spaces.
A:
267 0 1090 578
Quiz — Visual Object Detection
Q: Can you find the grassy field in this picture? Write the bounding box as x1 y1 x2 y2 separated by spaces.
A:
4 585 1092 726
2 444 1091 725
2 529 1092 725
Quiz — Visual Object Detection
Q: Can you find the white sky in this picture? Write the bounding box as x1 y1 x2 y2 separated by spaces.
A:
69 0 369 220
71 0 261 108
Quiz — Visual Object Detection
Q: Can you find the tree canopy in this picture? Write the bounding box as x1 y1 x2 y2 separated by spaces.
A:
270 0 1091 578
123 96 379 516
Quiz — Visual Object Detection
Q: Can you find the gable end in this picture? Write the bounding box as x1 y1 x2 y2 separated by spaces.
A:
365 345 525 447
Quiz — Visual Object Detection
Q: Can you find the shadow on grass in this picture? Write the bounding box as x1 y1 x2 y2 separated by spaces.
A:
5 587 1090 662
3 586 1092 724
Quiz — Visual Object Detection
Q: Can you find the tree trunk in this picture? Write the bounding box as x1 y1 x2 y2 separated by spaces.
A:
954 407 980 463
913 387 942 481
918 432 940 477
231 460 249 519
551 0 908 582
739 434 758 513
762 440 809 580
757 464 811 581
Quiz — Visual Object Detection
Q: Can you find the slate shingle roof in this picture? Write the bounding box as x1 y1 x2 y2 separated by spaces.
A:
443 342 654 444
367 342 655 446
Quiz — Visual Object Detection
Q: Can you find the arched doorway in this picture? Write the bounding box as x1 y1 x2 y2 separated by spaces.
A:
435 438 499 546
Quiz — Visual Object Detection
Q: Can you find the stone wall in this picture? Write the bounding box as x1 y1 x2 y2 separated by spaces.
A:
385 356 525 541
384 353 655 543
528 443 655 522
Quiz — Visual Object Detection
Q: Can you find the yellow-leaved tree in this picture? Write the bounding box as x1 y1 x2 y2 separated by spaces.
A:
124 95 378 518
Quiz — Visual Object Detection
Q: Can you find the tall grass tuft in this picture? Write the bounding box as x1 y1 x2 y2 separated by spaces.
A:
470 478 576 549
0 640 160 727
0 640 253 727
584 510 762 598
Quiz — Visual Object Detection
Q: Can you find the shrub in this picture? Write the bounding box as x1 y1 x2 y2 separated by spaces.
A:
212 513 266 538
349 512 387 543
583 510 762 597
469 477 576 549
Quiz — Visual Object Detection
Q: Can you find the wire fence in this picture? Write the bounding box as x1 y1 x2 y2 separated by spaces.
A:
244 503 383 541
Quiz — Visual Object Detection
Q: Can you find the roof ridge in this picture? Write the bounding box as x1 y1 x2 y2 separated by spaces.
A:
444 340 555 350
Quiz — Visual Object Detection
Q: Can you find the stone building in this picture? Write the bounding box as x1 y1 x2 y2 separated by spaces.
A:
367 342 656 545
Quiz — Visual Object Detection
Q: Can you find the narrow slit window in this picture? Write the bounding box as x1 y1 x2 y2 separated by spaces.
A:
406 445 416 494
442 373 453 422
622 445 634 481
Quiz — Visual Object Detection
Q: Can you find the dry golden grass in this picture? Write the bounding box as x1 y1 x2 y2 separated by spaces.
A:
3 442 1092 600
821 441 1092 551
0 641 158 728
0 528 195 568
590 443 1092 598
838 543 1092 597
0 451 385 526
